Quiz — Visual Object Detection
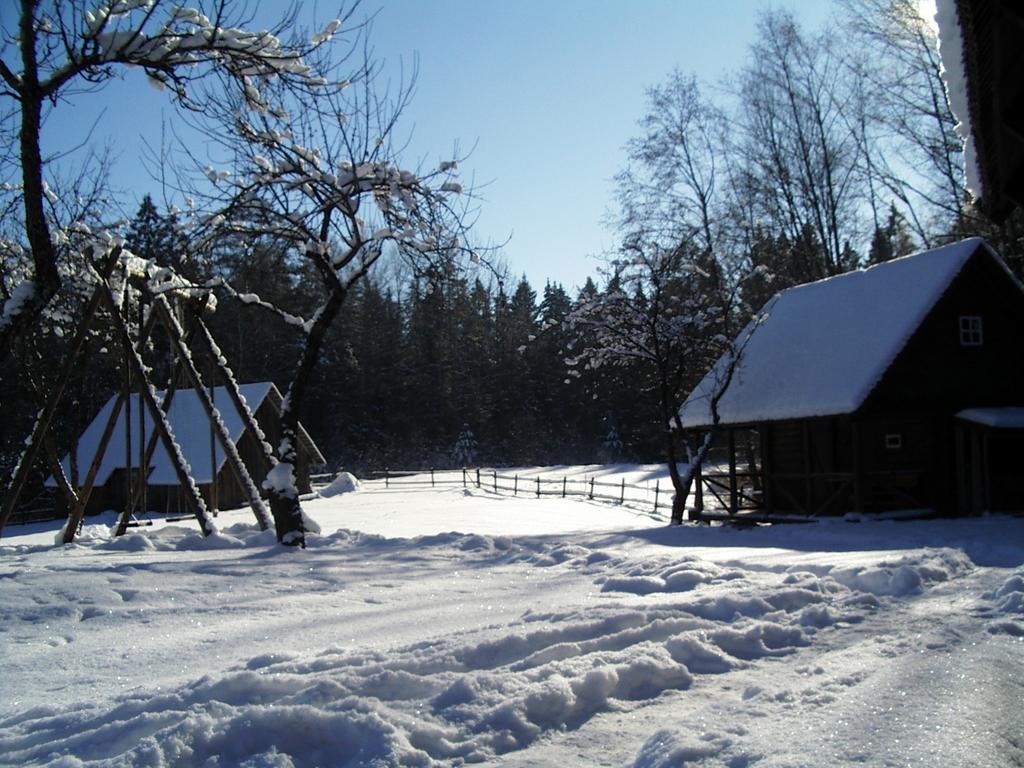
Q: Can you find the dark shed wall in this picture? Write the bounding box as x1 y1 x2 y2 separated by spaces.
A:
862 251 1024 414
856 250 1024 514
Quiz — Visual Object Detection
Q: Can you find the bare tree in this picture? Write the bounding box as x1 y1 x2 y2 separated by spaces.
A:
839 0 967 243
616 71 723 265
565 240 729 523
176 36 478 545
0 0 340 362
730 10 865 278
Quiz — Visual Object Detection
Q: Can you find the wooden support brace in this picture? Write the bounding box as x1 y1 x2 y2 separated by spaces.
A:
98 287 216 536
0 247 123 538
150 297 271 531
63 396 126 543
187 308 274 477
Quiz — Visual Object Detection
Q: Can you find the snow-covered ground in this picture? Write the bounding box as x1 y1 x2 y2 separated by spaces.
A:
1 466 1022 767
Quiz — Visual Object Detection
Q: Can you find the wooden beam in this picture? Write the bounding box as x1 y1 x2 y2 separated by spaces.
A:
188 307 274 476
728 429 738 515
852 421 865 513
693 460 704 520
0 247 122 538
62 395 126 543
97 287 216 536
152 296 271 530
802 421 813 515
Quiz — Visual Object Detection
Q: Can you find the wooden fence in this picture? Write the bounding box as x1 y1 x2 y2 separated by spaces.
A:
356 467 672 517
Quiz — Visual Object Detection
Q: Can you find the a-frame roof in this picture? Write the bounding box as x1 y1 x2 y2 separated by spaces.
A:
49 382 324 487
677 238 1009 428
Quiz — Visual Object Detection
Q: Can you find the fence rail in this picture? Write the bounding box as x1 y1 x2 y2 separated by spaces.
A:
356 467 671 517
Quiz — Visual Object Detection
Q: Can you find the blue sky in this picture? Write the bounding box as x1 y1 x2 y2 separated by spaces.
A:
36 1 836 292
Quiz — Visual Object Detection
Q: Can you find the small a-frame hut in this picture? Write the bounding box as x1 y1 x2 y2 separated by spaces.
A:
48 382 325 517
677 238 1024 519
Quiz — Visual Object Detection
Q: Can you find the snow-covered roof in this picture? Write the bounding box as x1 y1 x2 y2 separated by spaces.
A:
49 383 276 488
956 407 1024 429
678 238 993 428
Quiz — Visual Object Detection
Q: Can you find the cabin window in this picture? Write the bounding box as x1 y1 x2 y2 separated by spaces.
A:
959 315 983 346
884 433 902 450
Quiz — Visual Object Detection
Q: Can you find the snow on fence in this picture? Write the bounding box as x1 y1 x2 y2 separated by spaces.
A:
358 467 671 518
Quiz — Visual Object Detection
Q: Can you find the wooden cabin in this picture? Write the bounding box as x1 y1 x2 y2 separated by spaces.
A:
677 238 1024 519
49 382 326 517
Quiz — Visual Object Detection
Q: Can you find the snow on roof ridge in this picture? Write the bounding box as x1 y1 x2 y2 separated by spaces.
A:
678 238 988 428
773 236 985 297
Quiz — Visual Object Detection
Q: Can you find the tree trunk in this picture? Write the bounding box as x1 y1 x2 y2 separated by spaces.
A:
266 277 347 546
0 2 61 363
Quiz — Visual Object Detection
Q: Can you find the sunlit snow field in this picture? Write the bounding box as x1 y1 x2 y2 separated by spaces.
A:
1 465 1022 767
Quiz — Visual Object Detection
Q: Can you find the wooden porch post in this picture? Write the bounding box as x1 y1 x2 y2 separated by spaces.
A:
728 428 738 515
852 421 865 513
954 424 968 516
761 424 773 513
802 421 813 515
693 460 704 520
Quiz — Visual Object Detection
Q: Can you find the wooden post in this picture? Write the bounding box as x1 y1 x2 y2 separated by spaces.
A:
431 468 435 488
802 421 813 515
536 476 541 498
208 352 218 516
589 477 594 500
99 288 216 536
514 474 518 495
385 468 389 488
694 462 704 519
139 297 148 519
0 247 123 538
728 428 738 515
761 424 773 513
851 421 864 513
493 470 497 493
122 335 134 524
654 480 660 512
620 478 625 504
562 477 567 498
462 467 467 488
143 297 271 532
61 396 127 542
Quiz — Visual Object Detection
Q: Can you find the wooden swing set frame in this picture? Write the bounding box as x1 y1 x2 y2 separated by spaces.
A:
0 245 276 542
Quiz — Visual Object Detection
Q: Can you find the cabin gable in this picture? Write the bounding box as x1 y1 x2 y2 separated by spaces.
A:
859 249 1024 415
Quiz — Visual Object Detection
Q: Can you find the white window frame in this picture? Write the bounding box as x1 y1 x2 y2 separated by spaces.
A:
959 315 983 346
